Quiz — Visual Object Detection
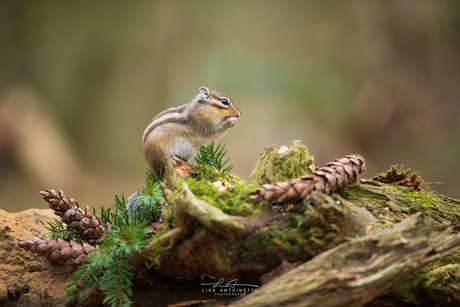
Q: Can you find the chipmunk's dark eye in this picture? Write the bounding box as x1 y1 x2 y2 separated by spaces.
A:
220 98 229 106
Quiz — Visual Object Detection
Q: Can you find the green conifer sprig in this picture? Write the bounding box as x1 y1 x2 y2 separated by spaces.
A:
135 169 162 219
65 223 148 306
64 169 164 307
111 194 140 228
194 141 233 173
45 218 79 242
65 261 103 302
100 252 133 307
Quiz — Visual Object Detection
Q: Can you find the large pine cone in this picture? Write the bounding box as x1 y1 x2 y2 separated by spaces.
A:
16 236 95 265
249 154 366 203
40 189 109 245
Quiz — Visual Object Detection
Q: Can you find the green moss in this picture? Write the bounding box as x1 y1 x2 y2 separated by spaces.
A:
371 165 424 192
191 164 223 182
398 189 439 209
163 206 176 228
238 233 273 261
248 140 314 186
190 164 249 186
337 189 351 199
371 220 393 233
267 210 334 258
174 177 262 217
394 251 460 304
238 211 311 262
147 229 169 269
167 163 264 217
435 250 460 267
272 230 299 251
381 186 400 192
397 189 453 231
265 227 305 259
423 264 460 305
340 186 389 207
286 213 300 229
372 165 411 183
266 211 322 256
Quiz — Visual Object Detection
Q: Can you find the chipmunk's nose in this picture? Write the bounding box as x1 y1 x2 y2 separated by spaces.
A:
236 109 241 117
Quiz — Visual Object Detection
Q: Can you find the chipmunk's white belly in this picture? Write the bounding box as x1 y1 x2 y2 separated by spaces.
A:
169 138 198 162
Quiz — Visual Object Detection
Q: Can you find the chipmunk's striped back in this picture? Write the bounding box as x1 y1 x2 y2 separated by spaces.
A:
142 104 188 146
142 87 241 173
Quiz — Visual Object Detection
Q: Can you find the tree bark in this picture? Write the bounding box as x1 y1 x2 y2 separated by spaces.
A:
229 213 460 307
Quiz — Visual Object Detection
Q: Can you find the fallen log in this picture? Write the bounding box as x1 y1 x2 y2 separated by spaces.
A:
136 184 379 281
229 213 460 307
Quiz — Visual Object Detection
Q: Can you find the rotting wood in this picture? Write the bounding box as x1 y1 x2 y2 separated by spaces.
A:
229 213 460 307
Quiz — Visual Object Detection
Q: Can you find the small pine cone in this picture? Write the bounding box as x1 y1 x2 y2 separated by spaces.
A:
16 237 96 265
250 154 366 203
40 189 109 244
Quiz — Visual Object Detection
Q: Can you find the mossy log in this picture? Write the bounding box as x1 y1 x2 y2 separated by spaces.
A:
229 213 460 307
133 182 380 281
135 163 460 306
341 179 460 231
340 180 460 307
110 147 460 305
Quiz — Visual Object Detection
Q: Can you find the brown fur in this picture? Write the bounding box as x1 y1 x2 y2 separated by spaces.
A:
142 87 240 173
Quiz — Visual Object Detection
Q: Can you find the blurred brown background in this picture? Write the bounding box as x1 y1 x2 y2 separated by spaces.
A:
0 1 459 212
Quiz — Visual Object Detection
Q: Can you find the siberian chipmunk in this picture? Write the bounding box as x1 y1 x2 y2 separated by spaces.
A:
142 87 241 173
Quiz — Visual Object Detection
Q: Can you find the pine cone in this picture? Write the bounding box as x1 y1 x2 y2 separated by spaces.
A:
16 237 96 265
40 189 109 245
249 154 366 203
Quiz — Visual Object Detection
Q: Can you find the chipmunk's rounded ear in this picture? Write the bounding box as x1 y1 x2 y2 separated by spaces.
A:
199 87 211 99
